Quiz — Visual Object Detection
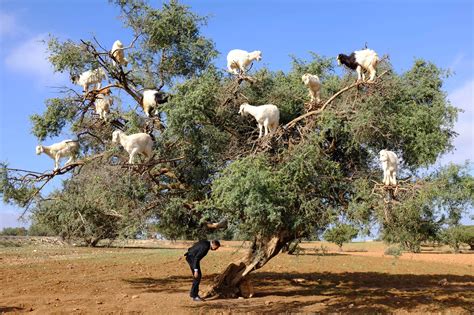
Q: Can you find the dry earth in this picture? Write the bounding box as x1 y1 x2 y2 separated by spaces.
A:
1 238 473 314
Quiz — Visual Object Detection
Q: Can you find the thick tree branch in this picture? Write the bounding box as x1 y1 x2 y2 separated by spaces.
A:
284 70 390 129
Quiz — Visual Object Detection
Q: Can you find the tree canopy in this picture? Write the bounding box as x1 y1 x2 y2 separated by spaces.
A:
0 0 472 298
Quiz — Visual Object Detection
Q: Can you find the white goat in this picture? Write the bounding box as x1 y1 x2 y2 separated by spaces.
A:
239 103 280 138
379 149 398 186
110 40 128 67
227 49 262 75
95 90 113 122
337 49 379 82
302 73 321 103
112 130 153 164
72 68 107 93
36 140 79 171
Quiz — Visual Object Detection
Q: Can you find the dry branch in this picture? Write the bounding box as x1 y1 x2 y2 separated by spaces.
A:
284 70 390 129
206 219 228 230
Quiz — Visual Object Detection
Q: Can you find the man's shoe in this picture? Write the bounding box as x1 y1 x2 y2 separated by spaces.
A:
192 296 204 302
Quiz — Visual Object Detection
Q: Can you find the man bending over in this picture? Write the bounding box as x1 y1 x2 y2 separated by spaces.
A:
184 239 220 301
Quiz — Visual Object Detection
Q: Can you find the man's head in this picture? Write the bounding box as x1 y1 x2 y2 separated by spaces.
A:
210 240 220 250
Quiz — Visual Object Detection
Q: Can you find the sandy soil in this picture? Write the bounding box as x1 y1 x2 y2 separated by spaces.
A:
1 239 473 314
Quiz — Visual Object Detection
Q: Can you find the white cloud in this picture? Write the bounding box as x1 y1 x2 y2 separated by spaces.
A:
4 34 67 87
438 79 474 165
0 11 19 38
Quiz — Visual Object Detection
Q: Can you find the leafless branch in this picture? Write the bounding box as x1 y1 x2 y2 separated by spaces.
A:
206 219 228 230
284 70 390 129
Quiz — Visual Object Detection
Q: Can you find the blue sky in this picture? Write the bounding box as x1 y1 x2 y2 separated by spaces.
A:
0 0 473 229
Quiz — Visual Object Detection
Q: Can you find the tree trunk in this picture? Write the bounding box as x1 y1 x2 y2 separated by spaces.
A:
285 239 301 255
202 230 293 299
88 237 101 247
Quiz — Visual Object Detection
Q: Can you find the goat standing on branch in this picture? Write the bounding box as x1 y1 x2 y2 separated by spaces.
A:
302 73 321 103
337 49 379 82
239 103 280 138
141 89 169 117
227 49 262 75
112 130 153 164
71 68 108 93
36 140 80 171
379 149 398 186
94 88 113 121
110 40 128 67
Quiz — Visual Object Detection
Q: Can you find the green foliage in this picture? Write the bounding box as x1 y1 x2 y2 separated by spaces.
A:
0 163 37 206
380 163 474 252
384 245 402 258
32 162 150 246
323 224 358 250
144 0 217 78
112 0 217 87
162 67 229 198
211 155 290 238
28 222 56 236
47 37 96 78
30 98 78 141
0 227 28 236
393 60 457 168
440 225 474 252
440 225 464 252
241 54 336 124
1 1 471 255
459 226 474 250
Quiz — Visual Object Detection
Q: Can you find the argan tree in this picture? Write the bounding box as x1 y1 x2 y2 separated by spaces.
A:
1 0 473 298
323 224 359 251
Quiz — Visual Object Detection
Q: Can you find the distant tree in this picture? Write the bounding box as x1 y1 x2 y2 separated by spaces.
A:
378 164 473 253
0 227 28 236
323 224 358 251
440 225 474 252
0 0 472 298
460 226 474 250
28 222 55 237
31 161 150 246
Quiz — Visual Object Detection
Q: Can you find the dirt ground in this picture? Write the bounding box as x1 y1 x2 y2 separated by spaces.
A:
1 238 473 314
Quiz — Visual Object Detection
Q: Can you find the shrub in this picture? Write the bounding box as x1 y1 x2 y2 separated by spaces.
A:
384 245 403 258
323 224 358 251
440 225 474 252
0 227 27 236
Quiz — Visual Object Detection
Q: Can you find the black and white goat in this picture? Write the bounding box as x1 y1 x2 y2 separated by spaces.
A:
141 89 169 117
337 49 379 82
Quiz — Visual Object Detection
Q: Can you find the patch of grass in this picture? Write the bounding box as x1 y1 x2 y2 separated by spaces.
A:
384 246 402 258
0 240 22 247
344 248 368 252
313 244 329 255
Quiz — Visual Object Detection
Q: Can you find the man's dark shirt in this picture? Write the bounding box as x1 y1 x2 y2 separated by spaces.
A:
185 240 211 270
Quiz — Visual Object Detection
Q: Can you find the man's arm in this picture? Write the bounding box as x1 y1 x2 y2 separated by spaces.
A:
191 250 205 270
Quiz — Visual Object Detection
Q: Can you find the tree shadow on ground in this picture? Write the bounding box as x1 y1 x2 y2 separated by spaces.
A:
99 246 187 250
291 252 347 256
123 275 202 294
185 272 474 314
0 306 24 312
415 251 474 255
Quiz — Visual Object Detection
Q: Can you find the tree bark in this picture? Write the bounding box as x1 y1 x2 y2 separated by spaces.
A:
202 230 293 298
283 239 301 255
